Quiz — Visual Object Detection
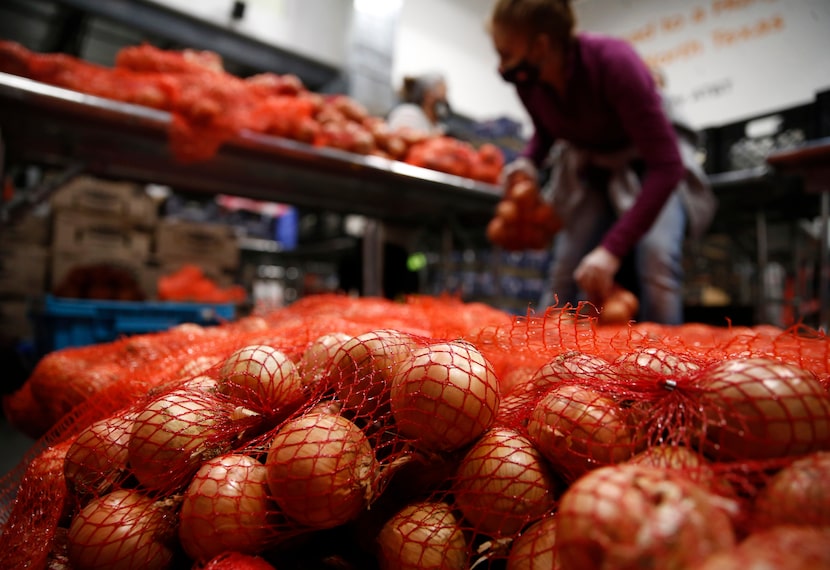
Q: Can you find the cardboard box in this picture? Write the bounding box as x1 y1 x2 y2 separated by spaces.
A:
51 176 158 228
155 220 240 270
0 245 49 296
1 212 50 246
52 211 152 259
0 298 33 341
50 253 146 295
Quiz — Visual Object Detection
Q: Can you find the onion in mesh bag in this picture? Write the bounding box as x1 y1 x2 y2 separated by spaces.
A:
329 329 418 417
219 344 304 410
265 411 378 529
453 427 557 537
179 453 276 562
614 347 701 377
526 384 637 480
377 500 468 570
390 340 500 452
695 357 830 460
127 388 234 492
200 552 277 569
626 445 719 490
506 515 560 570
752 450 830 529
65 411 134 496
516 352 613 397
556 464 737 570
695 525 830 570
67 489 179 570
298 331 351 388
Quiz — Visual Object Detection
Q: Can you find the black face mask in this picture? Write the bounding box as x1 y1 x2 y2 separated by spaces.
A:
433 99 452 121
500 59 540 86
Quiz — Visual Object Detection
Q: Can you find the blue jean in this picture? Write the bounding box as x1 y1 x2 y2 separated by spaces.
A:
539 187 687 324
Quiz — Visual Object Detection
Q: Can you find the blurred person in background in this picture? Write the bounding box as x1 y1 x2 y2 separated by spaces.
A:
387 72 451 135
488 0 714 324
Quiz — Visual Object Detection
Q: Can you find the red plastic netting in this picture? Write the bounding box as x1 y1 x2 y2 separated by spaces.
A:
0 41 505 178
1 297 829 569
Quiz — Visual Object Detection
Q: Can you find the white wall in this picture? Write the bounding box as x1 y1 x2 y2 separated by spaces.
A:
395 0 830 132
145 0 352 68
575 0 830 129
393 0 532 128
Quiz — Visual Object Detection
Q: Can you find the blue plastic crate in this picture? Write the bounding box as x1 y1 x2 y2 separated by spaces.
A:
34 295 236 354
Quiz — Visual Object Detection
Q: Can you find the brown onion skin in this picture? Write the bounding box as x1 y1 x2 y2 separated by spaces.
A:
200 551 277 569
67 489 178 570
507 352 613 406
377 501 468 570
329 329 417 418
127 388 229 492
614 347 701 377
752 450 830 529
298 332 351 388
506 515 561 570
526 384 636 481
556 464 736 570
265 412 378 529
453 428 557 537
695 525 830 570
390 340 500 452
219 344 304 409
179 454 275 563
626 445 718 489
598 286 639 325
696 357 830 461
65 412 133 496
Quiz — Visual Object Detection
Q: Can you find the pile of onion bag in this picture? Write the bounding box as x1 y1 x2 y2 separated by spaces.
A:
1 293 829 569
0 41 504 181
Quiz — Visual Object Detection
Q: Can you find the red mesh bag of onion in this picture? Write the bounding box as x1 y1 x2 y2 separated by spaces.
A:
1 299 830 569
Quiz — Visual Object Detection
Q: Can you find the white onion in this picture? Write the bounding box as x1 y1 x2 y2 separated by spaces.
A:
67 489 179 570
179 453 275 562
265 412 378 529
219 345 304 410
65 412 134 496
453 428 557 537
377 501 468 570
390 340 500 452
556 464 737 570
696 357 830 460
127 388 231 492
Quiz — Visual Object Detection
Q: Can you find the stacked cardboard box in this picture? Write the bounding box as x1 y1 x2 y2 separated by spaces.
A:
49 176 158 300
150 219 240 297
0 210 51 341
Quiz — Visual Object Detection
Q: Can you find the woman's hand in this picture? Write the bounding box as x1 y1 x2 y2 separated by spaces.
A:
574 246 621 302
500 157 538 190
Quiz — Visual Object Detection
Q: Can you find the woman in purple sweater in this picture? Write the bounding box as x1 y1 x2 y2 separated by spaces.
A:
489 0 713 324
